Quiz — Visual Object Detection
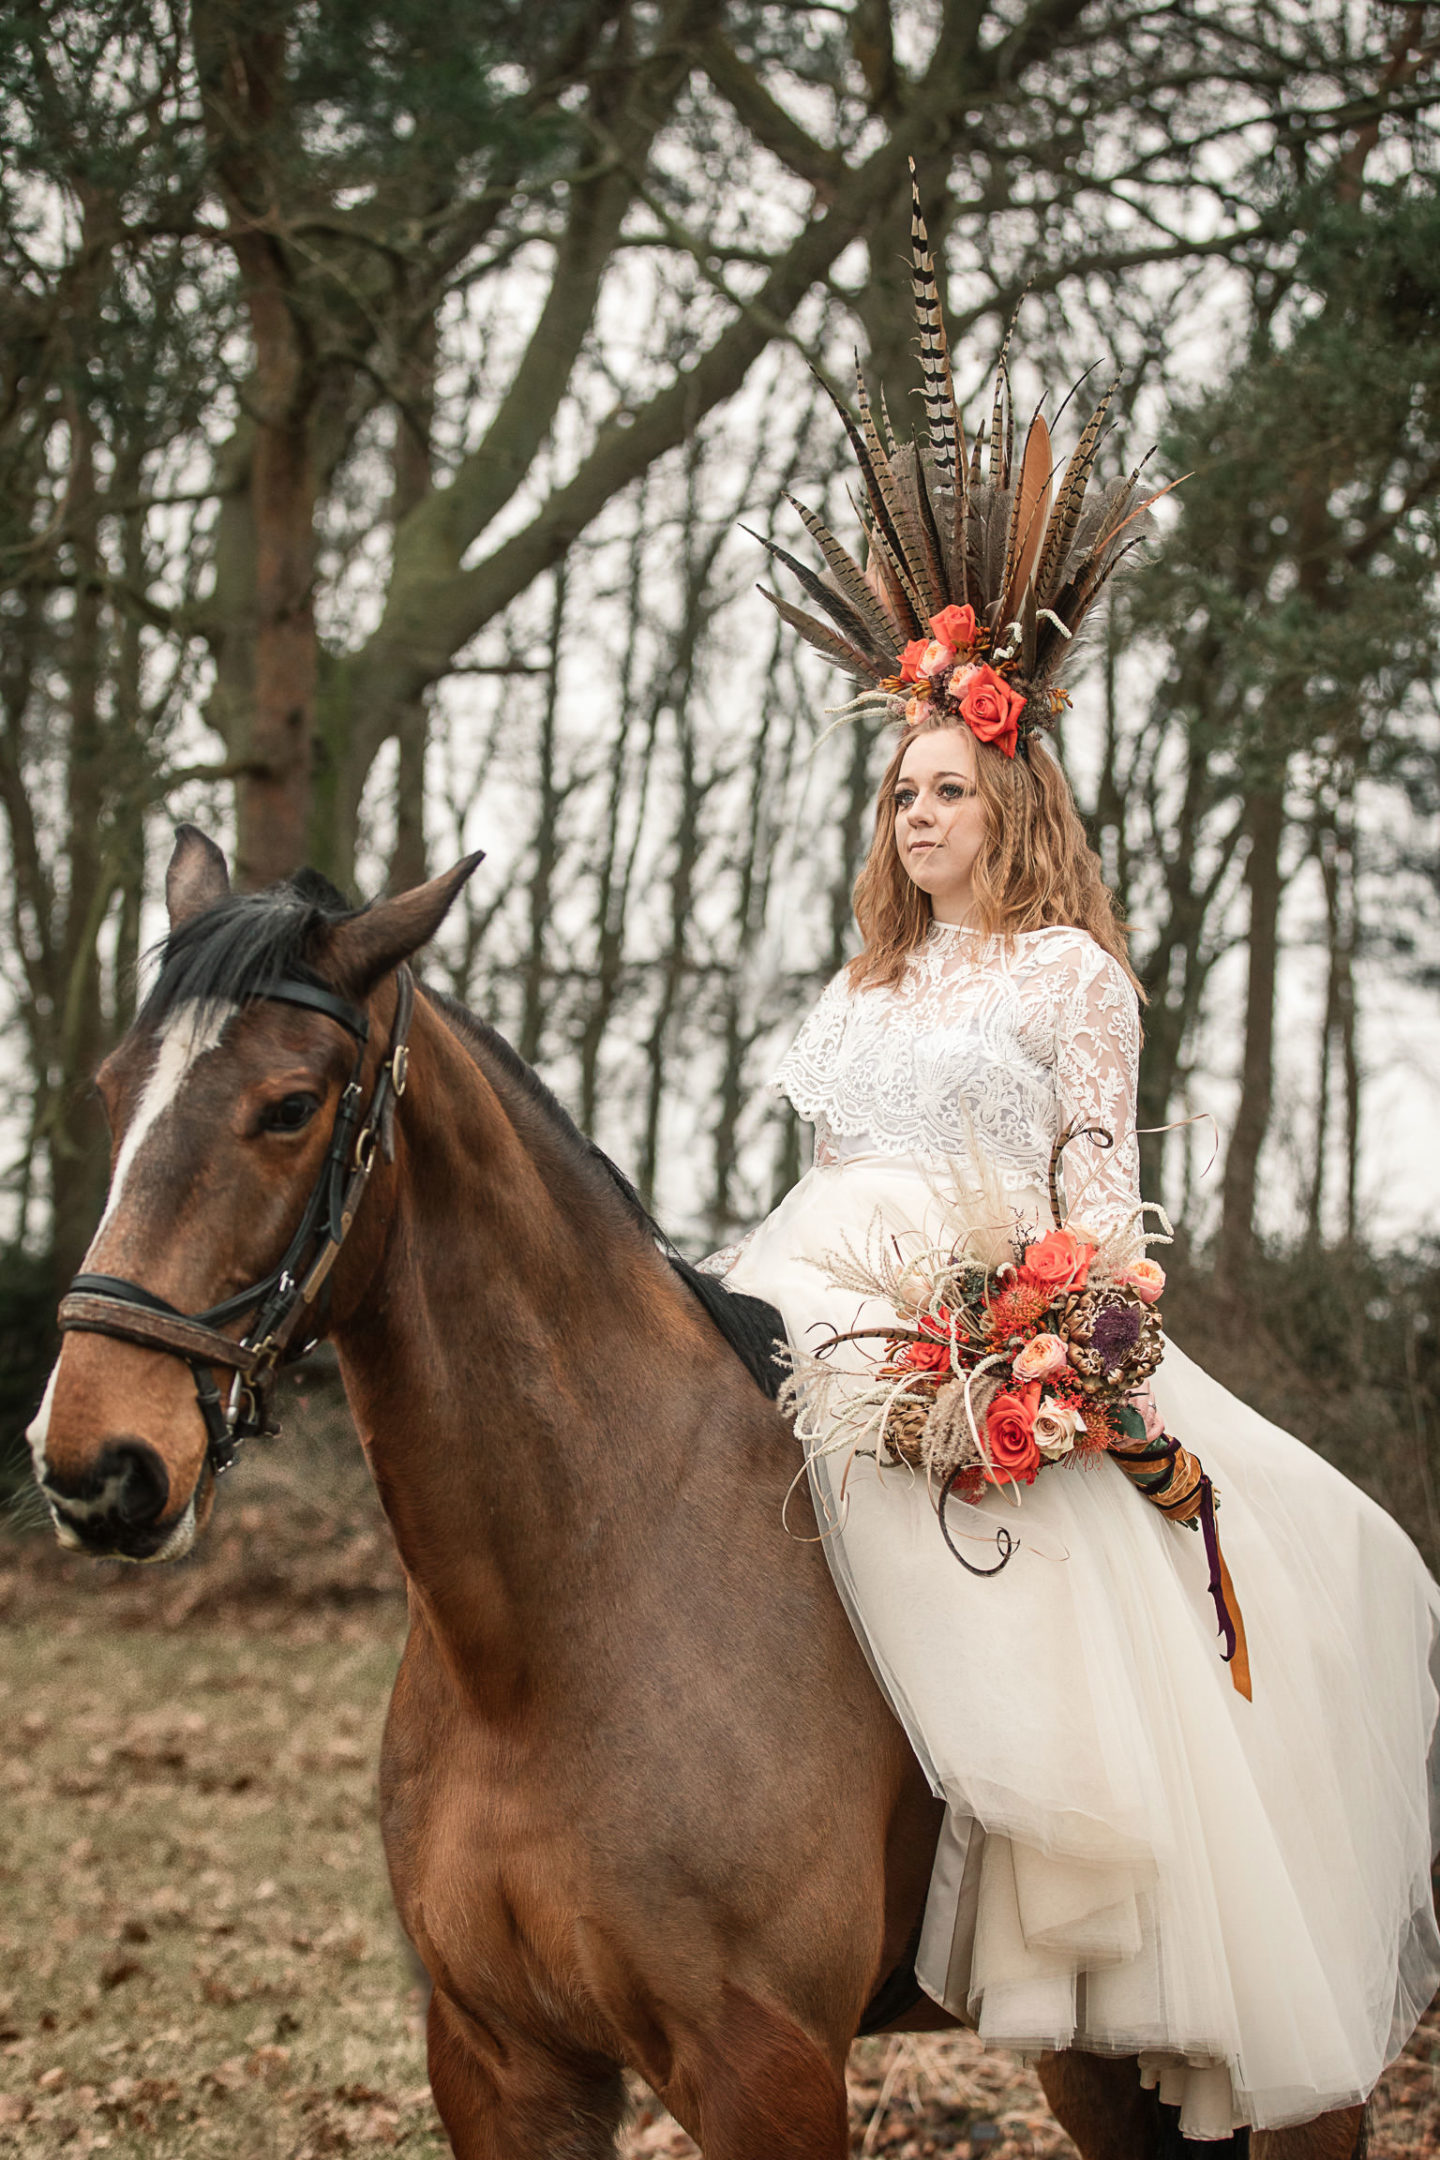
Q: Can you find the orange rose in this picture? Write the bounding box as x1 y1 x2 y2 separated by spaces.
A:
1016 1228 1096 1295
898 638 931 684
985 1382 1042 1485
929 603 978 651
957 663 1026 758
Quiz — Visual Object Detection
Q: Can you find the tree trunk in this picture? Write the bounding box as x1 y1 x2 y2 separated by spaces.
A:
195 8 318 890
1218 782 1287 1276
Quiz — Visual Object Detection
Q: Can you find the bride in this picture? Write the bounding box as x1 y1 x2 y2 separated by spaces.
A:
703 181 1440 2140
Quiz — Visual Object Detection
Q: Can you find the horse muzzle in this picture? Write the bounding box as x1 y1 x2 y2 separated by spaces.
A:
41 1438 205 1563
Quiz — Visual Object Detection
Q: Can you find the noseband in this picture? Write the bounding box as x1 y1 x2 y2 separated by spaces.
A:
56 966 416 1478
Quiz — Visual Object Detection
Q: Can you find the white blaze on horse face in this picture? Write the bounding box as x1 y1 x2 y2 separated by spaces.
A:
25 1363 60 1484
29 998 237 1489
85 998 239 1258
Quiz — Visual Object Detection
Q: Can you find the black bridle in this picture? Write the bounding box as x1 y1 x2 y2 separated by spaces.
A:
57 965 415 1478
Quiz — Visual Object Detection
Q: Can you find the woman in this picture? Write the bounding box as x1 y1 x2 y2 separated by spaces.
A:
704 180 1440 2139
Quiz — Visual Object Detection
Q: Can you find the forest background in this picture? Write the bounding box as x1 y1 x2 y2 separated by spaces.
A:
5 0 1440 1550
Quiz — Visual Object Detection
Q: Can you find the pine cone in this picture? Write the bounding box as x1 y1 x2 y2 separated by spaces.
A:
1061 1287 1164 1395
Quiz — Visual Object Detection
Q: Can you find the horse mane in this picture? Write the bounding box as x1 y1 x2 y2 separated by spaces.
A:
140 873 784 1402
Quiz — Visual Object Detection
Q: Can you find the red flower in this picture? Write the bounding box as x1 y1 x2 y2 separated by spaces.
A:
929 603 978 652
898 638 932 685
984 1382 1042 1485
957 663 1027 758
895 1339 950 1373
1015 1228 1096 1296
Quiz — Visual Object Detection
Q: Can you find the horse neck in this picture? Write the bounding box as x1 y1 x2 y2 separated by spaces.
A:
331 995 725 1695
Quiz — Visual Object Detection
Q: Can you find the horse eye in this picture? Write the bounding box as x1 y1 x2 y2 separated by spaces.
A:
261 1092 320 1134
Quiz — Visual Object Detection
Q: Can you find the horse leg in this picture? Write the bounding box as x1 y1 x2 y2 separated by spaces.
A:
426 1988 626 2160
660 1983 849 2160
1035 2051 1159 2160
1254 2105 1368 2160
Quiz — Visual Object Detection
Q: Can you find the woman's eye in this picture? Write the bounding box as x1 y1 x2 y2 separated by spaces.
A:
894 791 915 808
261 1092 321 1134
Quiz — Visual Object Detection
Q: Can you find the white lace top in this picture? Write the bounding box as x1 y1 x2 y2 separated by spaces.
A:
771 922 1143 1241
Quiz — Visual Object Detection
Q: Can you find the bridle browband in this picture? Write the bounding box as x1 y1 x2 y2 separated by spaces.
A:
57 965 416 1479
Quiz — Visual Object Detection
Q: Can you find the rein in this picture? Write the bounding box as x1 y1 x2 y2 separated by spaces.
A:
57 965 415 1478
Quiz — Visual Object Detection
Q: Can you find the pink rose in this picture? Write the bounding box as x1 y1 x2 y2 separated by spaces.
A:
1012 1332 1068 1382
957 663 1026 759
1123 1259 1166 1305
984 1383 1042 1486
918 639 954 679
929 603 978 652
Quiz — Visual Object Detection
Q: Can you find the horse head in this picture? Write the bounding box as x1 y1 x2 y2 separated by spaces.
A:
29 825 480 1562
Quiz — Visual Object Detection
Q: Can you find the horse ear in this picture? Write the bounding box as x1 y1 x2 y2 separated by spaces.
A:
166 825 231 927
320 852 485 995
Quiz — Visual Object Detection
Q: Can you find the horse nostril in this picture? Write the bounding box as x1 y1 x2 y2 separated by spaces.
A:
47 1438 172 1533
99 1441 171 1527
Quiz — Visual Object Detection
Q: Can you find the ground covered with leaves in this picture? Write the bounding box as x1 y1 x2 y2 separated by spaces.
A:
2 1391 1437 2157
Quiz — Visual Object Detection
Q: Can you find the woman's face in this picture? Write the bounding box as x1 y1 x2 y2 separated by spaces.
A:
893 726 987 923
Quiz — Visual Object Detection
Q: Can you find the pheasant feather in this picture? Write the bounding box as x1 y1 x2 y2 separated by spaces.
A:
909 160 965 492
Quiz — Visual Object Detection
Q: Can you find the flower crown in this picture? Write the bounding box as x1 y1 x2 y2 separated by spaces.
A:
750 164 1176 759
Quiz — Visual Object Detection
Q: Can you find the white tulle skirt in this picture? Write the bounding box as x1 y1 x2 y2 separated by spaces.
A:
723 1155 1440 2139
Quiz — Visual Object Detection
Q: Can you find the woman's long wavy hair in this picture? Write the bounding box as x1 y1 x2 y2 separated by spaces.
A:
849 716 1142 995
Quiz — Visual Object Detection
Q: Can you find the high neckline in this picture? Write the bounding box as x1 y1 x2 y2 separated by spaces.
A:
926 920 1065 942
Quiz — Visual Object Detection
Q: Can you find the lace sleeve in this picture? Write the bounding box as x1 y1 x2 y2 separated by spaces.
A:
1048 942 1145 1254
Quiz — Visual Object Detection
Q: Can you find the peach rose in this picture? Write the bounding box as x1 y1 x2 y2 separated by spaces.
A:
984 1382 1042 1485
918 639 954 679
958 663 1026 758
897 637 930 685
904 692 929 726
1012 1331 1068 1382
929 603 978 652
1122 1258 1166 1305
1034 1399 1083 1459
1016 1228 1097 1295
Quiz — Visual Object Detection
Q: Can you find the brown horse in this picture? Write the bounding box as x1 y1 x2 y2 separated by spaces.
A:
30 829 1367 2160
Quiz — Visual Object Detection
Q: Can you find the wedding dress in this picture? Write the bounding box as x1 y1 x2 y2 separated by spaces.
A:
713 920 1440 2139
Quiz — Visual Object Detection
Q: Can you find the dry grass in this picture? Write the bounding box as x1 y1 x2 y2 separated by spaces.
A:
1 1382 1436 2157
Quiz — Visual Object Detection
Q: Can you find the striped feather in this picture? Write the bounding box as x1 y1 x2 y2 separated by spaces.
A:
757 586 888 681
784 495 902 648
1033 384 1115 603
879 383 899 458
811 367 924 630
855 364 943 612
741 526 892 660
908 160 965 491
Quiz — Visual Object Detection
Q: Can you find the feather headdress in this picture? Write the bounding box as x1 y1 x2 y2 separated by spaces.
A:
753 164 1177 758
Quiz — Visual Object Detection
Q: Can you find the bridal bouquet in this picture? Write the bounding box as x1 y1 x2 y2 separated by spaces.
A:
871 1221 1167 1499
779 1116 1174 1505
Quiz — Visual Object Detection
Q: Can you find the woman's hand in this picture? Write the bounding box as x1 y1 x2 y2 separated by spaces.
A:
1114 1383 1164 1452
